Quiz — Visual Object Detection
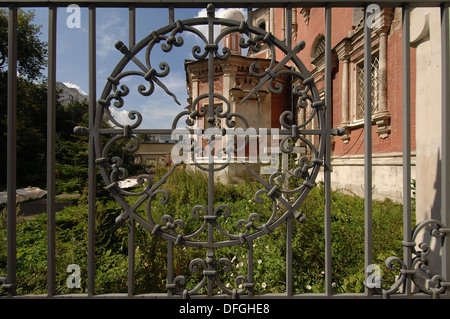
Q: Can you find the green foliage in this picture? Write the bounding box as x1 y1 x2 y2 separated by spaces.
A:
0 9 50 188
0 167 411 296
0 9 48 81
0 9 91 191
0 77 48 188
54 100 90 194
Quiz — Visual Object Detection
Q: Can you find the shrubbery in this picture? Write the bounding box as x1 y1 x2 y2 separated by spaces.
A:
0 167 412 295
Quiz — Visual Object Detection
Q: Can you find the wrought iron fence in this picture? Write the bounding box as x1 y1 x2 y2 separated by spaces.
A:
1 0 449 300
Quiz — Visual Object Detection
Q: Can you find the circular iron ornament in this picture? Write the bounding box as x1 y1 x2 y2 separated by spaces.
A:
94 6 325 247
93 4 325 295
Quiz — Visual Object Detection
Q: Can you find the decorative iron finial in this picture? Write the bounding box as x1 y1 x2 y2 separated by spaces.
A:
207 3 215 18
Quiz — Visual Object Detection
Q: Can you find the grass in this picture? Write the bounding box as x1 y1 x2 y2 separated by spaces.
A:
0 166 413 296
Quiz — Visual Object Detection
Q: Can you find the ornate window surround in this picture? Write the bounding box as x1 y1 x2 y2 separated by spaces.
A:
311 34 326 62
350 47 381 126
337 8 394 143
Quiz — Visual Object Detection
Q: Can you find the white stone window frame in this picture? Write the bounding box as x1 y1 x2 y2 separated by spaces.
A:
250 9 271 58
350 49 381 125
337 11 393 143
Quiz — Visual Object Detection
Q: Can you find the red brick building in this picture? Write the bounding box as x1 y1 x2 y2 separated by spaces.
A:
184 7 420 202
247 7 417 202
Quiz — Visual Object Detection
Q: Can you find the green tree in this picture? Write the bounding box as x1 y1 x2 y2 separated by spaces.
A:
0 9 48 189
0 8 141 193
0 8 47 81
54 99 90 194
0 77 48 188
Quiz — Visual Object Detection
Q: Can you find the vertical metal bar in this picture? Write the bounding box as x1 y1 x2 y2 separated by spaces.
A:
47 4 57 297
363 4 373 297
247 241 254 297
207 4 215 297
127 3 136 297
207 4 214 237
88 5 97 297
167 240 173 297
129 4 136 48
441 2 450 292
401 4 412 297
6 4 18 297
286 5 292 49
247 5 253 26
285 4 293 297
169 5 175 25
324 4 333 297
127 220 135 296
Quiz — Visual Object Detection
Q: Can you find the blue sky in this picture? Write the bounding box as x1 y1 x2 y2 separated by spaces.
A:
29 6 247 129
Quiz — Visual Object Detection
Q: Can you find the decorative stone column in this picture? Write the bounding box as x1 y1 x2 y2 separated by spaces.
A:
335 39 352 143
269 8 275 34
292 8 298 41
373 25 391 138
372 8 394 139
222 63 234 113
377 28 388 114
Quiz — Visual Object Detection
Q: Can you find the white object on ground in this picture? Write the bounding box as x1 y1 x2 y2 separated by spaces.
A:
118 179 138 189
0 187 48 204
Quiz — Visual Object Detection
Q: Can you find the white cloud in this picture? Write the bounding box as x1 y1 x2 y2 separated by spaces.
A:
109 108 137 127
188 8 247 45
195 7 247 19
96 9 127 58
62 82 88 96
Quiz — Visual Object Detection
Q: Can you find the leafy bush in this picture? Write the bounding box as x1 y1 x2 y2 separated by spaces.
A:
0 167 412 295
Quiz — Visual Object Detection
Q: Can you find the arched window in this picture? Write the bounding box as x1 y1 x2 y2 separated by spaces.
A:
257 20 266 31
311 34 325 62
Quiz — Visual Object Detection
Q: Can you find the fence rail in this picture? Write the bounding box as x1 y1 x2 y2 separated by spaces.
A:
0 1 447 7
1 0 449 299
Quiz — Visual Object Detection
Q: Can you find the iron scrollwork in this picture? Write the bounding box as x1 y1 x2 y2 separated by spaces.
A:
379 219 450 298
93 4 326 297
